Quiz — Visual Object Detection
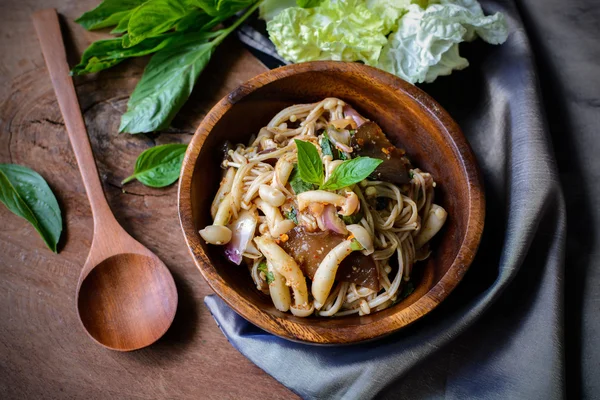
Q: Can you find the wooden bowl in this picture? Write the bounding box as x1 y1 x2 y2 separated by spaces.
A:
178 61 485 344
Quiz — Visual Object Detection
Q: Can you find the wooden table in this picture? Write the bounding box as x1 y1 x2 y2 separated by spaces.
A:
0 1 296 398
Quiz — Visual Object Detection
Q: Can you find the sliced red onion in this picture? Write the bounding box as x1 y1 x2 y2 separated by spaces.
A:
343 105 367 127
320 205 348 235
224 210 257 265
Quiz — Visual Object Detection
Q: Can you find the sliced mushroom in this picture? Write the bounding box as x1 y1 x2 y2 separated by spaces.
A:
311 225 374 306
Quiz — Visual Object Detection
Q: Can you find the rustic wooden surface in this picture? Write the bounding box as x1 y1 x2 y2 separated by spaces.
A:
0 0 296 398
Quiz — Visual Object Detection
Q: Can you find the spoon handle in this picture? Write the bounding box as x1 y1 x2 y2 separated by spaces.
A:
32 9 115 226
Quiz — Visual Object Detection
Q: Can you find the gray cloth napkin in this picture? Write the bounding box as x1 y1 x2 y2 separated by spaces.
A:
203 0 600 397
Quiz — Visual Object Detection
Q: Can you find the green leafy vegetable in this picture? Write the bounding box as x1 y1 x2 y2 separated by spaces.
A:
284 207 298 224
319 132 335 158
191 0 255 17
377 2 508 83
0 165 62 252
294 139 323 186
289 164 317 194
259 0 296 21
71 33 177 75
123 0 196 48
75 0 146 30
122 143 188 187
296 0 322 8
266 0 508 84
341 209 363 224
321 157 382 191
118 1 260 133
111 12 135 34
267 0 388 65
119 34 216 133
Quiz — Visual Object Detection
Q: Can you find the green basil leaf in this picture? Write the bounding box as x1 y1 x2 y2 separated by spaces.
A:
191 0 254 17
294 139 323 186
71 33 177 76
289 164 316 194
296 0 322 8
122 143 188 187
0 165 62 252
341 208 363 224
111 11 135 34
174 8 215 31
123 0 197 48
319 132 334 158
119 32 218 133
284 207 298 224
320 157 382 191
76 0 147 30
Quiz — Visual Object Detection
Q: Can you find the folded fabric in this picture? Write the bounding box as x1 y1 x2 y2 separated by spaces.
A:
206 0 568 398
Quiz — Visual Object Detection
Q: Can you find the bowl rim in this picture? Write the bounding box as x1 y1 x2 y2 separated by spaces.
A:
178 61 485 344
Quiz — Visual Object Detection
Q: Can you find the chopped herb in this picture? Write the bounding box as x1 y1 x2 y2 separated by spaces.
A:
350 238 363 251
409 171 414 179
285 207 299 224
289 164 317 194
349 129 356 136
320 132 335 158
338 150 349 160
265 271 275 284
258 261 268 273
341 209 363 224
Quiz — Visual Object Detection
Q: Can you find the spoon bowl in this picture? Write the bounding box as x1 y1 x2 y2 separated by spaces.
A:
33 9 178 351
78 253 177 351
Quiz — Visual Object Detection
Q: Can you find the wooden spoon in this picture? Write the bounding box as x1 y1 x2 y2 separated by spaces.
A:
32 9 178 351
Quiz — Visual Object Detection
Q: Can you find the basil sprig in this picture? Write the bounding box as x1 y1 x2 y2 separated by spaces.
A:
294 139 382 191
73 0 260 134
0 165 62 252
122 143 188 187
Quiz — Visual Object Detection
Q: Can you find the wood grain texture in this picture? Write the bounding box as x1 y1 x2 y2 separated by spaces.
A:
1 0 294 398
179 62 486 344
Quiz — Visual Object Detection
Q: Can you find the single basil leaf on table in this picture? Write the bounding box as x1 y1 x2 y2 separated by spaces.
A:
123 0 198 48
119 31 221 133
0 164 62 253
320 157 382 191
289 165 317 195
75 0 147 30
71 33 177 75
122 143 188 187
294 139 323 186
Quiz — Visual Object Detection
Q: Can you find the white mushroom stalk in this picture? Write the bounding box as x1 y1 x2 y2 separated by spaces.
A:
414 204 447 249
297 190 359 216
266 260 291 312
211 167 235 219
255 198 295 237
254 236 311 316
200 192 234 245
311 224 373 306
